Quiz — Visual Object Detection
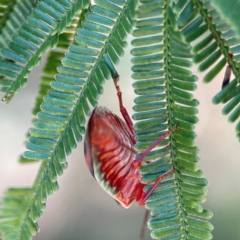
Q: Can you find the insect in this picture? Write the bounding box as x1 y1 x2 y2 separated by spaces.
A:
84 54 177 209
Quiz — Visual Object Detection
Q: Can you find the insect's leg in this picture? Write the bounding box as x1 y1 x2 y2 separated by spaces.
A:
139 210 149 240
112 73 136 137
103 54 135 137
135 126 178 204
140 168 175 204
135 126 178 163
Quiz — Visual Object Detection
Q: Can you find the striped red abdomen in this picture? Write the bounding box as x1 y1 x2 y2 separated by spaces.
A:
84 107 145 208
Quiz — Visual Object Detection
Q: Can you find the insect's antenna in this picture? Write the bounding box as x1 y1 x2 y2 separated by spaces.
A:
103 54 135 139
222 65 232 89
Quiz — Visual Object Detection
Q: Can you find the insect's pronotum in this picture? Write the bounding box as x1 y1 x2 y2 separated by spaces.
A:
84 54 177 238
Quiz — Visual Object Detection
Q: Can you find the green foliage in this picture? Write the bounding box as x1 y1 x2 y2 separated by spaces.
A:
0 188 33 239
0 0 239 239
132 1 212 239
0 0 88 103
212 0 240 39
175 0 240 140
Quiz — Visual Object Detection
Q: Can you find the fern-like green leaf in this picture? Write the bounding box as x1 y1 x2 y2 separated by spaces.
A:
32 12 88 116
212 0 240 39
0 0 37 49
0 188 33 240
132 1 213 239
19 11 90 164
0 1 139 239
175 0 231 82
175 0 240 143
212 72 240 141
0 0 89 103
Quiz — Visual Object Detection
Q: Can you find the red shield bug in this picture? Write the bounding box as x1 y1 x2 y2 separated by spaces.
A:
84 54 177 209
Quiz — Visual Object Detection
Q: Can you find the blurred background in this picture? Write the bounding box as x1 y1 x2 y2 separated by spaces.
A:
0 40 240 240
